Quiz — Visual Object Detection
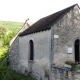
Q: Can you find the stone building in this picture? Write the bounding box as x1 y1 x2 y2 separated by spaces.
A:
9 4 80 80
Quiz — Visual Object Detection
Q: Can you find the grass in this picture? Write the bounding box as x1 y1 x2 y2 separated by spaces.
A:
0 66 34 80
0 48 35 80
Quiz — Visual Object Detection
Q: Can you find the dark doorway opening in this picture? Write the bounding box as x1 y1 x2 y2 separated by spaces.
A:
75 39 79 62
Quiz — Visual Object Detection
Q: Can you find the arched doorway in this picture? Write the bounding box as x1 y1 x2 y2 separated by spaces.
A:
29 40 34 71
75 39 80 62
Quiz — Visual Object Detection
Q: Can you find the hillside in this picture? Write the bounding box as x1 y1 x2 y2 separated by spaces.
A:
0 21 23 32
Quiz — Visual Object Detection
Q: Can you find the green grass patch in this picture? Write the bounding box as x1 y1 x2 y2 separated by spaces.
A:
0 65 35 80
0 65 34 80
0 48 35 80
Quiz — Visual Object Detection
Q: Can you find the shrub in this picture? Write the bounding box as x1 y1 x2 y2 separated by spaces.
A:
76 64 80 70
65 60 77 69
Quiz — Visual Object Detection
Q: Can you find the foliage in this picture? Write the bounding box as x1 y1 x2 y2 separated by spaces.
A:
0 66 34 80
76 65 80 70
0 21 23 32
0 46 34 80
2 31 16 47
0 46 9 63
0 41 2 48
0 25 7 39
0 20 23 48
0 21 33 80
0 21 35 80
65 60 78 69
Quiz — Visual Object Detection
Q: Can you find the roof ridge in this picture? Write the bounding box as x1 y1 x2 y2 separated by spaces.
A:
39 4 77 20
19 4 79 36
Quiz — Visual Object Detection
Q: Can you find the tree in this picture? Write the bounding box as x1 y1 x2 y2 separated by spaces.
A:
2 31 16 47
0 25 7 39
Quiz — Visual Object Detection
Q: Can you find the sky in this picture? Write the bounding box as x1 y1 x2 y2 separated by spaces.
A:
0 0 80 22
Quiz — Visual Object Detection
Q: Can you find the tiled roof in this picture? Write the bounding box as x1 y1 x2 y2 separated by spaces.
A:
19 4 78 36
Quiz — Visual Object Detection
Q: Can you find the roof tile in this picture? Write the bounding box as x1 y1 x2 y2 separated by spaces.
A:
19 4 78 36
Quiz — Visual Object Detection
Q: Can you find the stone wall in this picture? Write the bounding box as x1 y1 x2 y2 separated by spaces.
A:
9 19 30 72
9 37 20 71
51 5 80 66
51 65 80 80
19 30 51 80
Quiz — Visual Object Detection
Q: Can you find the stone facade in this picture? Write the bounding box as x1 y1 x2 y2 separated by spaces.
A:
51 5 80 66
19 30 51 80
9 37 20 71
9 19 31 71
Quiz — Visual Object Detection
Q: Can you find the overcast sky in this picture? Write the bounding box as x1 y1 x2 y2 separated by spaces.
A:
0 0 80 22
